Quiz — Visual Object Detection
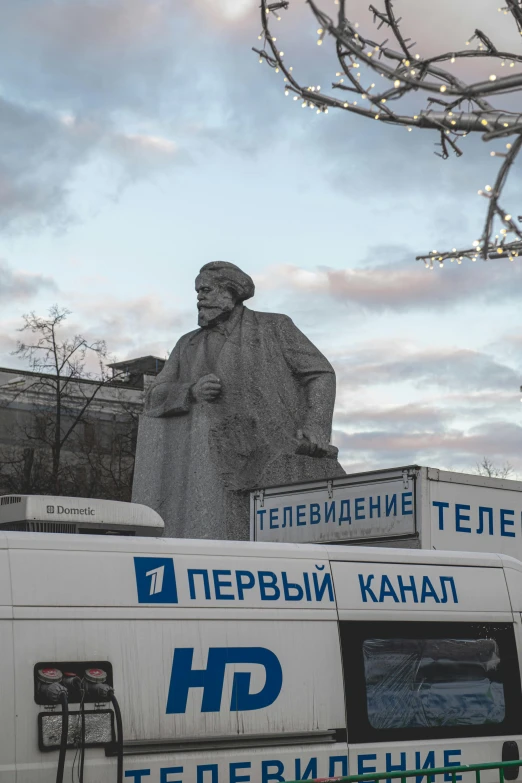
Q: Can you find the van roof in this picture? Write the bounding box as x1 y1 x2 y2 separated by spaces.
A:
0 530 515 569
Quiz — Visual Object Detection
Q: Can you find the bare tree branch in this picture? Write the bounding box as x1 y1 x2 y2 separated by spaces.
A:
254 0 522 266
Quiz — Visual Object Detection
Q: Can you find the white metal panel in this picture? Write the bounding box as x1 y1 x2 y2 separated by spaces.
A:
429 478 522 558
349 736 522 783
0 619 15 782
9 549 335 609
332 561 511 613
0 549 12 606
503 560 522 612
13 617 345 778
253 474 416 545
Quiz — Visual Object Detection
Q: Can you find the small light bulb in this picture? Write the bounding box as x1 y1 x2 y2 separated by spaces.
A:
489 74 497 81
472 240 480 247
481 119 488 126
343 102 349 107
279 51 284 57
317 28 323 34
510 61 515 67
374 114 380 119
317 39 322 45
505 214 512 221
491 151 496 156
415 53 420 59
507 143 512 149
394 79 401 87
440 85 447 92
450 56 456 63
407 127 412 131
485 185 492 191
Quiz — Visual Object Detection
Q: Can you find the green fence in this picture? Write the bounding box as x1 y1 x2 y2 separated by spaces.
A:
286 758 521 783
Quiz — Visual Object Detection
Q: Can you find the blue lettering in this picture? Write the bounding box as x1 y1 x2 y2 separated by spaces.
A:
282 572 304 601
166 647 282 714
213 570 234 600
310 503 321 524
444 750 462 782
312 570 334 602
477 506 493 535
303 572 312 601
294 758 318 780
420 576 440 603
355 497 365 520
282 507 292 528
415 751 435 783
296 505 306 526
230 762 251 783
359 573 378 602
261 761 284 783
329 756 348 778
397 575 418 603
386 494 397 517
379 575 400 603
339 500 351 523
161 768 183 783
358 754 377 776
257 509 266 531
455 504 471 533
439 576 458 604
188 569 211 600
197 766 218 783
369 496 381 518
501 508 516 537
125 773 151 782
433 500 449 530
324 501 336 523
269 508 279 529
402 491 413 515
386 751 406 783
235 571 255 600
258 572 280 601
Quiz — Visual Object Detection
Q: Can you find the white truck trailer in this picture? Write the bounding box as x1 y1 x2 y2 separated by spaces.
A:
250 465 522 556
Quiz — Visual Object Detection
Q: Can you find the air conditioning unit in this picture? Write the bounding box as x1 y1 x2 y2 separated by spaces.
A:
0 496 164 537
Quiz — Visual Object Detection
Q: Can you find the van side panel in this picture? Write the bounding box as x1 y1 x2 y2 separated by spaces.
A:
0 548 15 783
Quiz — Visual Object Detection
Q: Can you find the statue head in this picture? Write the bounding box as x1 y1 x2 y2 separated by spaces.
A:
196 262 255 328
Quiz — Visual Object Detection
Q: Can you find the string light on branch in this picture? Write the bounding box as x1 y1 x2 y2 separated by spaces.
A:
253 0 522 268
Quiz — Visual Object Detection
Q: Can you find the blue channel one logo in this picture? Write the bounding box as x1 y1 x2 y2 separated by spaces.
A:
134 557 178 603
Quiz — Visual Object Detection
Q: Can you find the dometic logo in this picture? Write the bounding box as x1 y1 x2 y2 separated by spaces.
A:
166 647 283 714
46 505 95 516
134 557 178 604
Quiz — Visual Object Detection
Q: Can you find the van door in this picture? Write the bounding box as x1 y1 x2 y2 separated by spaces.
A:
331 558 522 782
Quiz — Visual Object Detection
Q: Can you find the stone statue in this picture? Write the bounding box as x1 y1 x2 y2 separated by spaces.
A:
132 262 345 539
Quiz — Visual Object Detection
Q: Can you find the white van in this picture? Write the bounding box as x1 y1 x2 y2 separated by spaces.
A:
2 532 522 782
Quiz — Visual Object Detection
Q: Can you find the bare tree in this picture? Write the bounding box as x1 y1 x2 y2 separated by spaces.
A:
474 456 514 478
0 305 131 496
254 0 522 266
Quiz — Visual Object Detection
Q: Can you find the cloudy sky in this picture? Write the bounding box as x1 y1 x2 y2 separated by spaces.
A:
0 0 521 476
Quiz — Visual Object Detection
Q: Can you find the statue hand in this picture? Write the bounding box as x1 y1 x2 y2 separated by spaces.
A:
297 428 329 458
191 374 222 402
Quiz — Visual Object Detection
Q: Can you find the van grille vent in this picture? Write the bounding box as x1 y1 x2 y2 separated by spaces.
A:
0 521 76 534
0 496 22 505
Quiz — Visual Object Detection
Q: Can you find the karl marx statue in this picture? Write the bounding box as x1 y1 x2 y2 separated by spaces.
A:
132 262 345 539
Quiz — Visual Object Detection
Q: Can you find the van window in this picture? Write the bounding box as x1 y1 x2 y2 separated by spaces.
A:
341 622 522 744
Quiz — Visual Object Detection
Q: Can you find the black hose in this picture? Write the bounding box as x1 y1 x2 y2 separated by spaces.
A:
79 690 86 783
56 691 69 783
109 692 123 783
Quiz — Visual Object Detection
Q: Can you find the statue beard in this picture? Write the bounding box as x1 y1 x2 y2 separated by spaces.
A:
197 303 234 328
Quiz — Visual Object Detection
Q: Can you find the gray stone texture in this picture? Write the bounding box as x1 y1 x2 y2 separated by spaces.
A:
132 262 345 539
